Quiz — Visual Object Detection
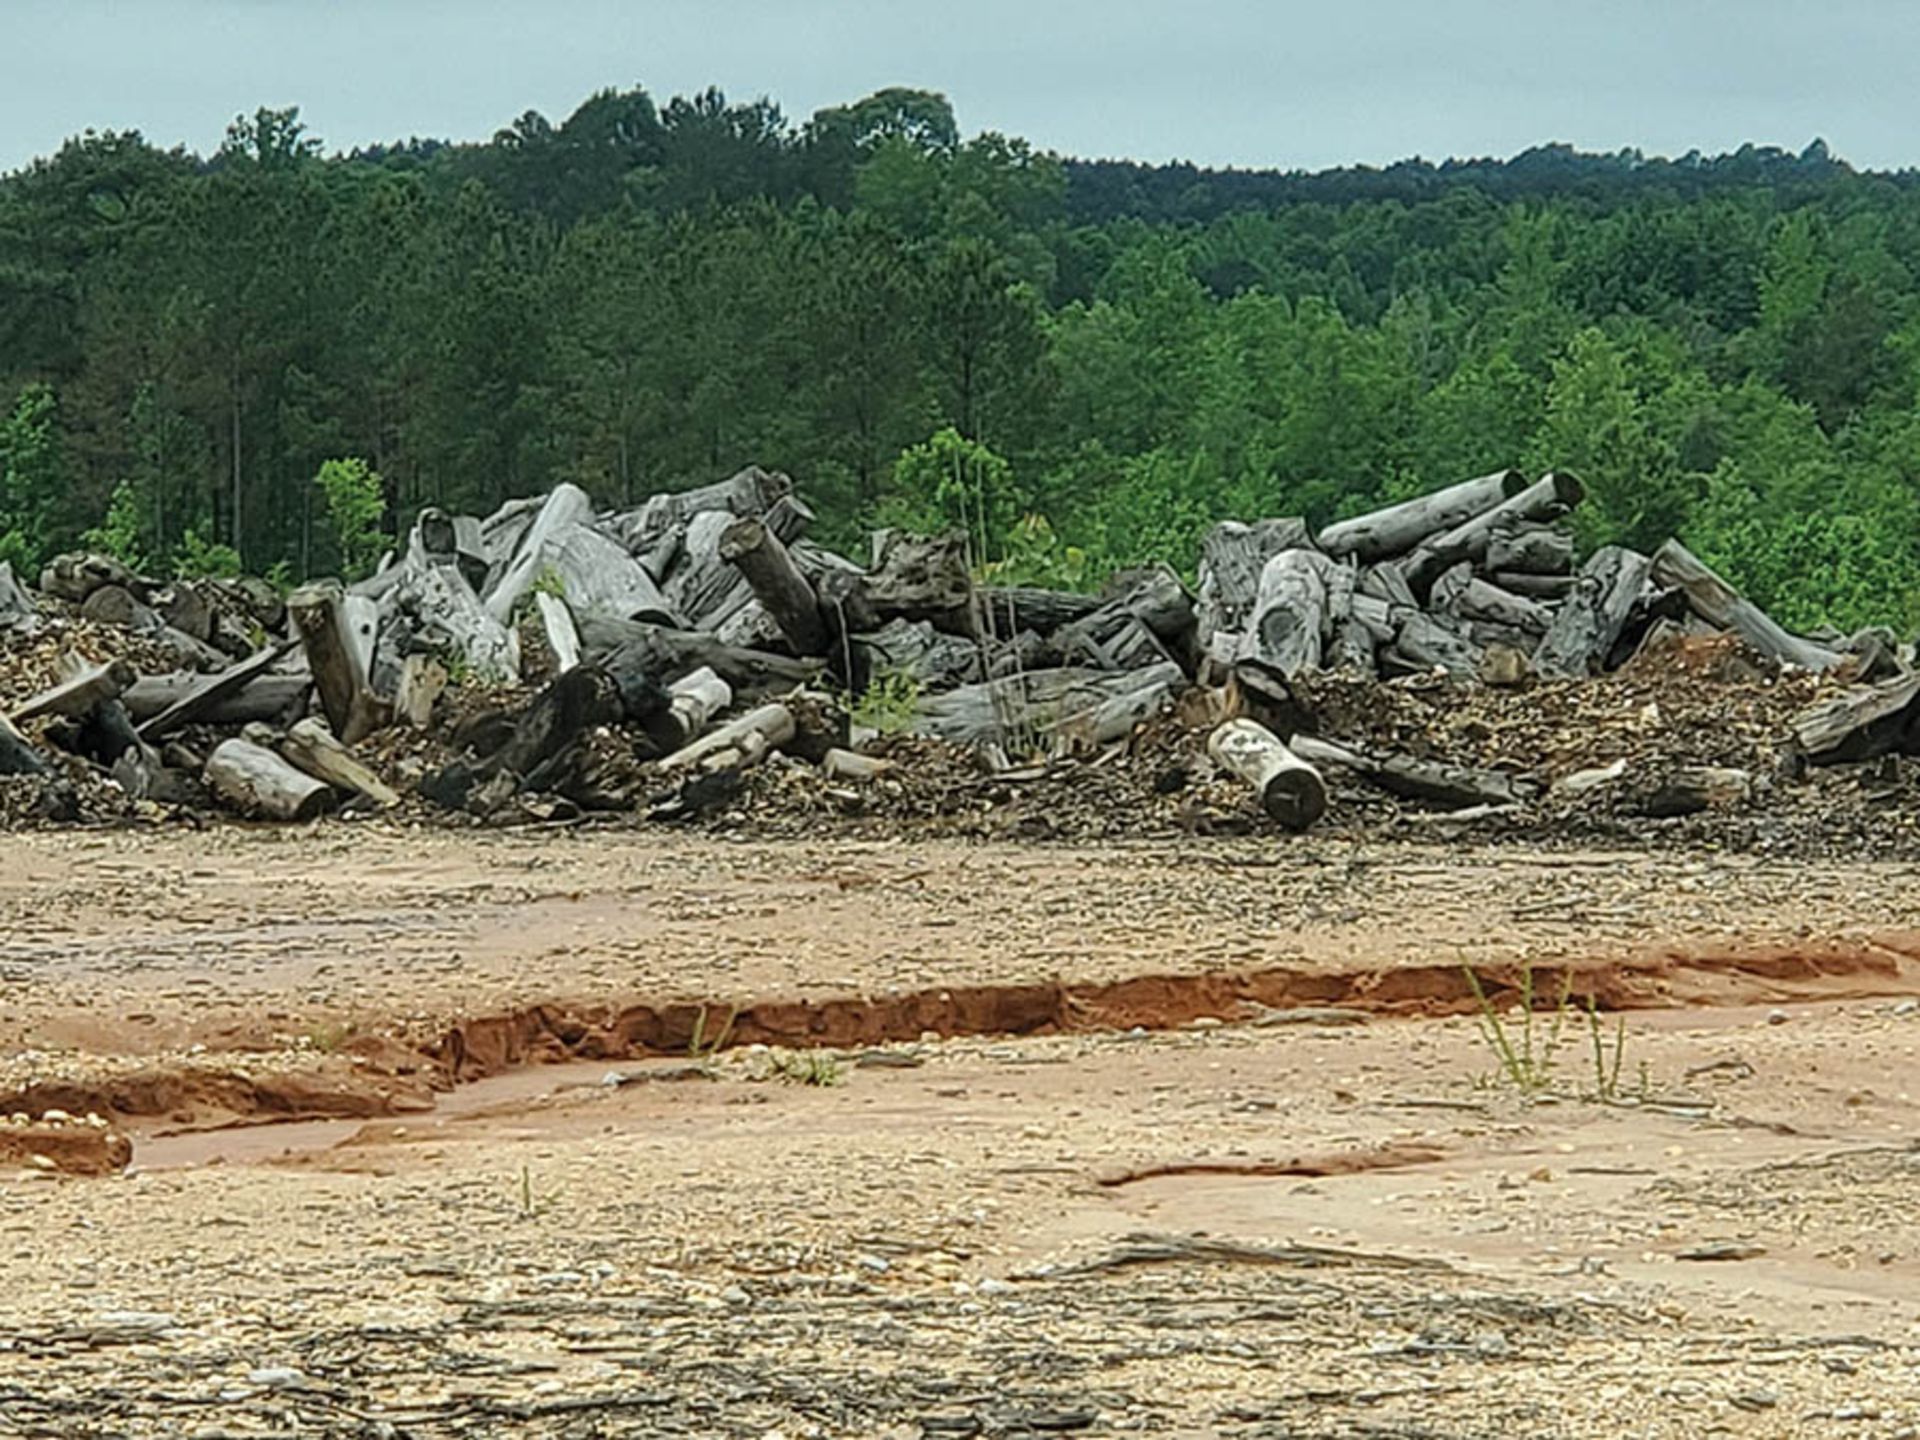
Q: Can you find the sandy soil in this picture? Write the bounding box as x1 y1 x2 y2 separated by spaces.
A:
2 828 1919 1437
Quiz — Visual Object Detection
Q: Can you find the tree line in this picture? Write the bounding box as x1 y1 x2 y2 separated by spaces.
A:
3 83 1920 632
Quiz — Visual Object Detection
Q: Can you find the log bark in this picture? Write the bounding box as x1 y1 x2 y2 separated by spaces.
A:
577 616 823 697
1207 718 1327 832
0 715 48 776
123 670 309 728
289 581 392 744
853 618 983 691
1650 540 1844 671
640 666 734 755
394 655 447 729
1359 560 1418 609
1487 522 1575 575
9 658 135 724
910 664 1183 749
1791 673 1920 764
534 591 581 673
1287 733 1538 808
39 553 148 604
1489 571 1576 600
1532 546 1653 680
1429 564 1553 634
657 702 796 775
719 515 827 654
203 738 332 820
0 560 34 629
978 586 1102 636
281 718 401 807
1632 765 1752 818
1245 550 1333 675
134 643 297 742
1390 611 1482 677
603 465 793 555
1196 519 1314 658
1403 472 1584 587
864 529 976 633
1316 471 1526 561
384 564 520 685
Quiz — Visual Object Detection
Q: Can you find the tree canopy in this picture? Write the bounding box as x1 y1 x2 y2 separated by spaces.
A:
4 85 1920 633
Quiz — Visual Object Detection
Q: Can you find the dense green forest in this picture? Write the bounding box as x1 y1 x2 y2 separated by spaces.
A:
3 84 1920 631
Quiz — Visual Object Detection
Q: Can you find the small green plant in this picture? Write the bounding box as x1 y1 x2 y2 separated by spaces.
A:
530 565 567 599
1463 962 1573 1100
1585 994 1629 1101
172 527 242 580
771 1048 845 1087
688 1003 739 1060
851 670 920 734
82 479 147 570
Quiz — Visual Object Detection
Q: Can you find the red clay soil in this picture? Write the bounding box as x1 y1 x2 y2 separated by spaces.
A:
8 932 1920 1138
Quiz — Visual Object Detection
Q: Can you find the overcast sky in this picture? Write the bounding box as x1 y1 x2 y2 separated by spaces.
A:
3 0 1914 175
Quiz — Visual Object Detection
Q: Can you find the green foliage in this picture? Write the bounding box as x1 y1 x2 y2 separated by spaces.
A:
312 457 388 580
83 479 147 569
172 527 242 580
850 670 921 735
4 88 1920 630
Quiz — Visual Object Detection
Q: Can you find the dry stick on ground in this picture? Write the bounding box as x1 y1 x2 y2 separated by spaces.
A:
1025 1232 1456 1279
1286 733 1538 810
133 642 296 743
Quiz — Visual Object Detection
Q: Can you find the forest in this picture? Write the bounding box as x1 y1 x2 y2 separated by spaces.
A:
2 83 1919 633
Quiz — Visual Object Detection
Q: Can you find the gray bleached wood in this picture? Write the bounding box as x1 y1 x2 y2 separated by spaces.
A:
657 702 796 775
718 513 827 654
1650 539 1844 672
1487 523 1575 575
1207 718 1327 831
1195 518 1313 660
1316 471 1525 561
1245 550 1334 675
134 643 296 742
8 658 135 724
289 581 391 744
1287 732 1538 809
535 591 581 673
281 718 402 807
1403 471 1584 586
203 738 332 820
1532 546 1653 679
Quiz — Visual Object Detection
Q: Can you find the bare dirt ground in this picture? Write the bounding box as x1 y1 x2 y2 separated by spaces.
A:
2 827 1920 1438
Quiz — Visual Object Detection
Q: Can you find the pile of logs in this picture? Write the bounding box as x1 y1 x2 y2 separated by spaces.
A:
0 461 1906 829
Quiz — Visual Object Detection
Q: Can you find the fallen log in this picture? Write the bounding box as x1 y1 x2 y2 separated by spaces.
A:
821 747 893 782
203 738 332 821
122 670 311 728
1489 571 1576 600
1316 471 1526 562
480 482 593 622
9 658 135 725
853 618 983 691
978 586 1102 636
1632 765 1752 819
39 552 149 604
507 521 677 627
604 465 793 556
1487 522 1575 576
1389 611 1481 677
134 643 297 742
80 584 158 631
1791 672 1920 765
394 654 448 729
866 529 975 632
1051 662 1184 747
719 513 827 654
281 718 401 807
1196 518 1314 658
657 702 796 775
911 664 1184 749
639 666 733 755
1532 546 1653 680
1207 718 1327 832
1403 471 1584 586
0 715 48 776
1287 733 1538 809
577 616 823 697
1650 540 1844 672
0 560 35 628
385 564 520 685
1245 550 1333 675
289 581 391 744
1429 564 1553 635
534 591 581 674
1359 561 1418 609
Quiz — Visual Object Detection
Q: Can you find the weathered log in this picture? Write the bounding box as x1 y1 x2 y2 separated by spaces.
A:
39 553 150 604
657 702 796 775
1489 571 1577 600
0 715 48 776
394 654 448 729
281 718 401 807
1347 592 1397 644
0 560 35 629
123 670 310 728
1532 546 1654 680
984 629 1059 679
1359 560 1418 609
70 696 152 771
1403 472 1584 586
911 663 1184 749
1429 563 1553 634
866 529 976 632
534 591 581 674
203 738 332 821
1243 550 1334 676
1055 614 1174 673
289 581 391 744
1316 471 1526 561
480 482 594 621
577 616 822 697
1650 540 1844 671
1195 519 1314 658
526 523 678 626
604 465 794 556
385 564 520 685
1287 733 1538 809
978 586 1102 636
639 666 734 755
154 582 214 642
1487 522 1575 575
134 643 297 742
491 667 624 789
1207 718 1327 832
80 584 158 631
853 618 983 691
821 747 893 782
1632 765 1752 818
719 514 827 654
1390 611 1482 676
1101 565 1198 647
1791 673 1920 765
9 658 135 725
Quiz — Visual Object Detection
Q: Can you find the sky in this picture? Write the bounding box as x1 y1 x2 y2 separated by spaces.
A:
2 0 1916 175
